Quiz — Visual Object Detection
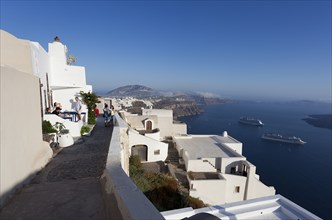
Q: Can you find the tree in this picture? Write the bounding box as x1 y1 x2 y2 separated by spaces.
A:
79 91 99 124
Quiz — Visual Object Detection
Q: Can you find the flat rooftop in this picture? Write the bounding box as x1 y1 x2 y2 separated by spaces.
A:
174 135 243 159
162 194 322 220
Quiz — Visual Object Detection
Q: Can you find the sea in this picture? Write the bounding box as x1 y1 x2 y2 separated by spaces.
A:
179 100 332 220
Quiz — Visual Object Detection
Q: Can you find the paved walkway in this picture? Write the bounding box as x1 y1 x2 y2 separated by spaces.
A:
0 117 113 220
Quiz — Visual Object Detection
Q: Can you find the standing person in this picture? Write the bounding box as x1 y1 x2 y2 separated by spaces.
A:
74 96 82 121
103 104 111 126
110 105 115 120
103 103 109 118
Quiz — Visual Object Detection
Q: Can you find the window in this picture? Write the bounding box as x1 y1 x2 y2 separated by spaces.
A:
235 186 240 193
154 150 160 155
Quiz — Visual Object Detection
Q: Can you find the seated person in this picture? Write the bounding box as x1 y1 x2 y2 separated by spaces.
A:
45 107 52 114
52 107 64 117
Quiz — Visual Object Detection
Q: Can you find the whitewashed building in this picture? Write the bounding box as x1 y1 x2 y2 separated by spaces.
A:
124 108 187 139
41 37 92 137
119 110 167 162
173 131 275 205
1 30 92 138
117 108 186 162
0 29 92 206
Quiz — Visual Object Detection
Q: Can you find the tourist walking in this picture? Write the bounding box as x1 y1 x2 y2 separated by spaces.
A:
74 96 82 121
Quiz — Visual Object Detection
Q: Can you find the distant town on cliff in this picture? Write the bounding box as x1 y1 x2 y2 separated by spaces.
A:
101 85 232 118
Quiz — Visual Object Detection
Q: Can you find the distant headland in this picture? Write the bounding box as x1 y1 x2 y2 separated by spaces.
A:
103 85 233 118
302 114 332 130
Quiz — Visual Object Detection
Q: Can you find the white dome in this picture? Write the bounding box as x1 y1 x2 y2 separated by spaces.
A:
222 131 228 137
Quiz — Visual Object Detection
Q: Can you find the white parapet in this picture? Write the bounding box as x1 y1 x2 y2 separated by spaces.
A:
44 114 83 138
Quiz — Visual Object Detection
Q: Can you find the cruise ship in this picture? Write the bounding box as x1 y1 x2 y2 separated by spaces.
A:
261 133 306 145
239 117 264 126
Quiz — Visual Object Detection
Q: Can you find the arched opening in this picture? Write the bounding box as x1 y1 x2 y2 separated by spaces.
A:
131 145 148 162
146 120 152 131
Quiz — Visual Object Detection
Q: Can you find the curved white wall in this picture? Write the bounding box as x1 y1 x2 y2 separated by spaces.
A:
0 66 53 206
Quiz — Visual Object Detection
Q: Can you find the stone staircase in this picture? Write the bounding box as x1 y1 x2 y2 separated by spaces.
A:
166 146 180 164
165 141 189 194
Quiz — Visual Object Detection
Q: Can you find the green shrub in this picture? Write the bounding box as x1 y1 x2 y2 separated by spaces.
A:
79 91 99 125
184 195 205 209
88 117 96 125
42 120 57 134
129 155 206 211
80 125 91 136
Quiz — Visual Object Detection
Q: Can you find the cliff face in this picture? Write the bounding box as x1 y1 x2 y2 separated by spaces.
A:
153 98 203 118
106 85 231 118
173 104 203 118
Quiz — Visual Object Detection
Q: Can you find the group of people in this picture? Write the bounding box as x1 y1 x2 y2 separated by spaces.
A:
45 102 63 116
103 103 114 127
45 97 82 122
44 98 115 125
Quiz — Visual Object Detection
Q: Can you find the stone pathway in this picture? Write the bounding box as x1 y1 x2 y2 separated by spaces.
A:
0 117 113 220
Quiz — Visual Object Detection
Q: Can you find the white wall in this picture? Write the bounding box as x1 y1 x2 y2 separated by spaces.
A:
48 41 87 88
0 30 33 74
223 142 243 155
186 159 217 172
222 173 247 203
189 179 227 205
172 123 187 136
252 178 276 199
50 65 86 88
0 66 53 206
144 130 161 141
30 42 51 111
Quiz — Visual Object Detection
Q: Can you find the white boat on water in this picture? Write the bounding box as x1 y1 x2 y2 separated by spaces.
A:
261 133 306 145
239 117 264 126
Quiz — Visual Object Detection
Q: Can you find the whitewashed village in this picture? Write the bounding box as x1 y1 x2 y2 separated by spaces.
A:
0 30 321 219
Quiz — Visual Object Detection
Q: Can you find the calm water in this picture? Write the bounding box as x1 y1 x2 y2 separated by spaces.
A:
179 101 332 219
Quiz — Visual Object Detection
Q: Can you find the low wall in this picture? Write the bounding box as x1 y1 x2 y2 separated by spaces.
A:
101 113 164 219
44 114 83 137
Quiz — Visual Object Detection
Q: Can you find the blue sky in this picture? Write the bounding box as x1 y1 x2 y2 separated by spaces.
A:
1 0 331 101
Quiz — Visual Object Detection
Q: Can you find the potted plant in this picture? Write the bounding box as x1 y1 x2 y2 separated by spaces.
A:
53 122 69 134
80 125 91 136
53 122 74 148
42 120 57 145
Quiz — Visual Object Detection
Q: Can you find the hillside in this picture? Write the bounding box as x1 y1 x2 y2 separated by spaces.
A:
106 85 161 98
